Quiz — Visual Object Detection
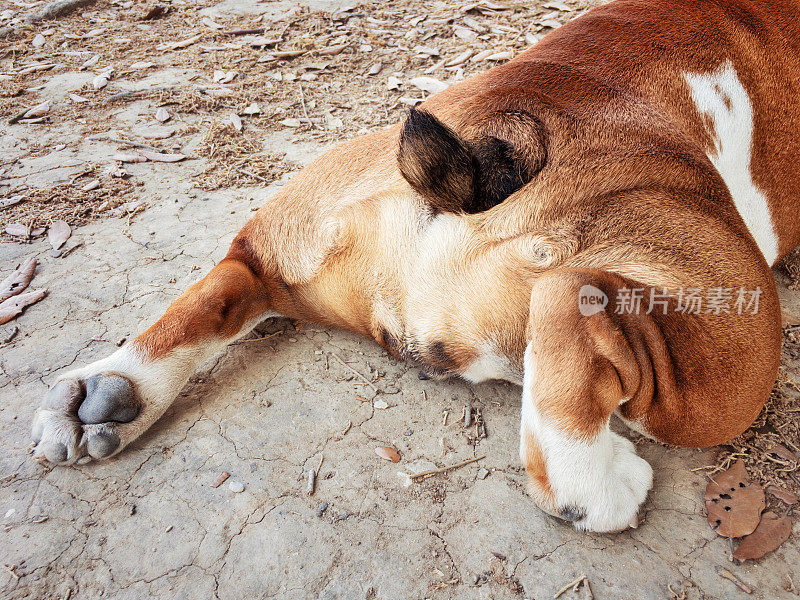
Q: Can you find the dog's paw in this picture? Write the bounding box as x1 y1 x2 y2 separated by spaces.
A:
559 433 653 533
31 373 140 464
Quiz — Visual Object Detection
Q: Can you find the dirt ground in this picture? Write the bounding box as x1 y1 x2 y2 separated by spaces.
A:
1 1 799 599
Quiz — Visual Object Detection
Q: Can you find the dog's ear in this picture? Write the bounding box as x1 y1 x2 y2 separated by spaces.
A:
397 108 547 214
397 108 476 213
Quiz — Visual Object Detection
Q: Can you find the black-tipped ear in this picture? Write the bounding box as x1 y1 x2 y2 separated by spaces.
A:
397 108 477 213
398 108 547 214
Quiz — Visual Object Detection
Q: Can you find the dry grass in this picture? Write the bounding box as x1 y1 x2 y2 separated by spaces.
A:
715 325 800 505
779 245 800 290
1 173 140 230
194 119 291 190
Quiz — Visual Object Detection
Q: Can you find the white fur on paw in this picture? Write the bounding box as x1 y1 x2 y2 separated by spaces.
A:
535 423 653 533
569 433 653 533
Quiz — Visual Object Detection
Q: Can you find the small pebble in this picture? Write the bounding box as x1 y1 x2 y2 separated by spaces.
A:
316 502 329 517
373 399 389 410
404 429 413 436
228 481 245 493
476 468 489 480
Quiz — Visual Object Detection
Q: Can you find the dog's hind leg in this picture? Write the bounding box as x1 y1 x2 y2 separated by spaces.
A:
31 256 272 464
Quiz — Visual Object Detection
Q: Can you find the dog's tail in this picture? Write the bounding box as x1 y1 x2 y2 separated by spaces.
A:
397 107 547 214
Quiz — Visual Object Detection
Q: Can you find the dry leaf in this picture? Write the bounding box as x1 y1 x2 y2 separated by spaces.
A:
0 289 47 325
31 33 46 47
366 61 382 76
228 113 243 132
445 49 473 67
539 18 562 29
81 54 100 69
48 220 71 250
0 196 24 210
242 102 261 115
81 180 100 191
69 93 90 103
409 76 449 94
154 107 171 122
158 34 201 50
387 76 402 90
705 460 765 538
318 43 348 56
5 223 29 237
128 61 154 71
273 50 305 59
23 101 50 118
485 50 513 61
92 74 109 89
412 45 439 56
136 150 186 162
782 310 800 327
544 1 573 10
733 512 792 562
0 257 36 302
472 49 494 61
280 118 302 128
766 485 799 505
114 152 147 163
202 17 223 29
375 446 401 463
453 25 478 42
213 70 236 84
766 443 799 461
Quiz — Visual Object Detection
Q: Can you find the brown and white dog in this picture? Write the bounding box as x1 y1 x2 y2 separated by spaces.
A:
31 0 800 532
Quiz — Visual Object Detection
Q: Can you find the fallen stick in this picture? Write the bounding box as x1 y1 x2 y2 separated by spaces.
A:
232 330 283 345
330 353 379 393
554 574 592 599
7 107 30 125
411 455 486 481
26 0 97 23
223 27 265 36
105 86 183 101
103 137 163 152
307 454 323 495
717 567 753 594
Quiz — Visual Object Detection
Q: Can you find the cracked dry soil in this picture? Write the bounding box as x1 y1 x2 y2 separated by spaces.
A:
1 0 800 598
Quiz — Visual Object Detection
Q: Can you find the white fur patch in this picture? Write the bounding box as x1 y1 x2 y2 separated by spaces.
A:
461 343 520 384
684 61 779 265
520 343 653 532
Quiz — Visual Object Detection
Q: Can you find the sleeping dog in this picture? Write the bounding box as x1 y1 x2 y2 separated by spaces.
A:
31 0 800 532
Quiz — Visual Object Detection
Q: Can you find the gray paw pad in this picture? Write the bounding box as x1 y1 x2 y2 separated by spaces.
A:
77 374 139 424
87 430 121 458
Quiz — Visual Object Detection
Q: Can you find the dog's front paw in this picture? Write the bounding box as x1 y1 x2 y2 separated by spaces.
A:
31 372 141 464
559 433 653 533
